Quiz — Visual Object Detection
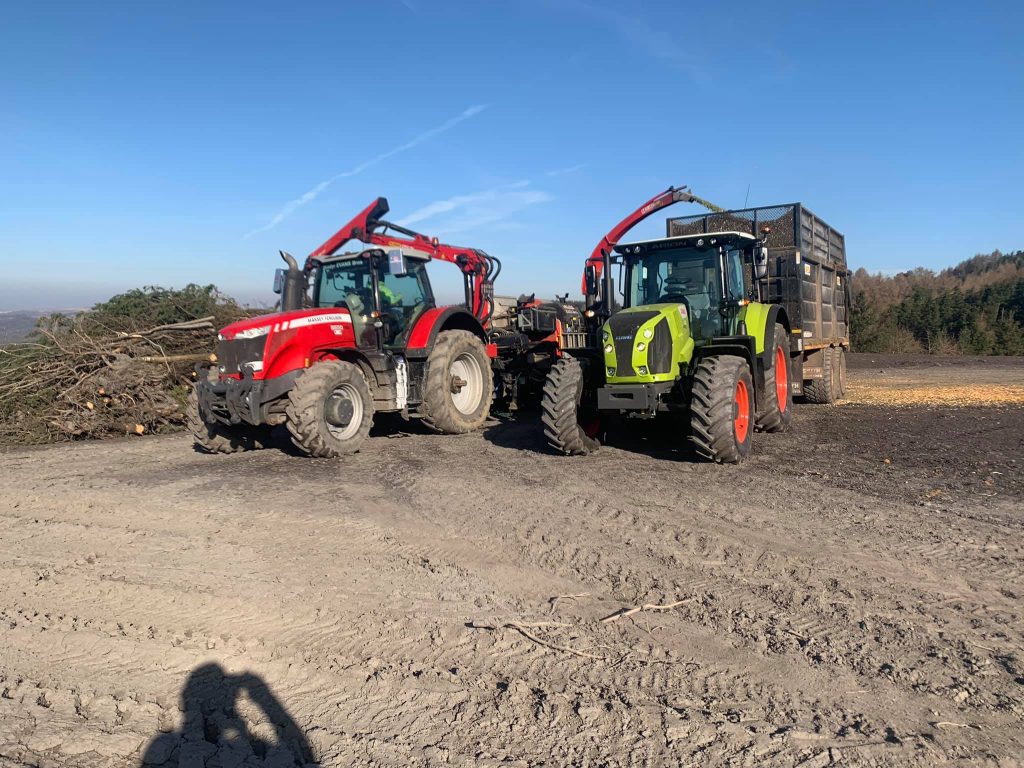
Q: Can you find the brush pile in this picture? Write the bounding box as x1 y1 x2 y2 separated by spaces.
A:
0 285 250 445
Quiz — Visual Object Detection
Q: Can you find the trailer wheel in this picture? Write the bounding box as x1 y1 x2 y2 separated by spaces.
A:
690 355 754 464
420 330 494 434
803 346 838 404
836 346 847 399
187 388 273 454
541 355 600 455
286 360 374 457
755 323 793 433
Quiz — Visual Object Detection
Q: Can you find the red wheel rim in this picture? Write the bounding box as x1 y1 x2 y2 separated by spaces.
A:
775 345 788 412
581 416 600 438
734 379 751 443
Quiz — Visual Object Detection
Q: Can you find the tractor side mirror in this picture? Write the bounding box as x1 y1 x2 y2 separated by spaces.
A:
584 264 598 297
753 246 769 280
387 249 408 277
273 269 286 294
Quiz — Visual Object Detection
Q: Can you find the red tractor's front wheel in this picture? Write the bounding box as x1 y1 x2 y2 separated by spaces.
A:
187 388 273 454
286 361 374 457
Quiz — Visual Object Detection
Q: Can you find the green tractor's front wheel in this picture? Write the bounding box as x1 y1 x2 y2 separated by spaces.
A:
541 355 601 455
689 355 754 464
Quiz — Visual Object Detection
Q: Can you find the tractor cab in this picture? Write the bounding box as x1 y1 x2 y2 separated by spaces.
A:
613 231 759 341
308 248 435 349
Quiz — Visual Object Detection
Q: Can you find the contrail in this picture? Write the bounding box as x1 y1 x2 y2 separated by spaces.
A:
245 104 488 238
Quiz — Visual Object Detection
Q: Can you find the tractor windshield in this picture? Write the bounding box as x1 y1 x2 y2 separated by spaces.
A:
626 247 732 339
314 257 434 346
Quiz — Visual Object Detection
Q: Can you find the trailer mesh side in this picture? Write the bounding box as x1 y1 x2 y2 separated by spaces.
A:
667 203 849 346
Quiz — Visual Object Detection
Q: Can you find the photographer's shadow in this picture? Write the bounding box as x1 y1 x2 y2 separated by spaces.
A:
141 663 317 767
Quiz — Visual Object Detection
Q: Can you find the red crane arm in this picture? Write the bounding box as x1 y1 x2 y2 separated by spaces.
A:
581 185 709 294
305 197 497 325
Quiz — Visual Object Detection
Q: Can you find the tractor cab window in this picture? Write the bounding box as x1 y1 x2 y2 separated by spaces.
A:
627 247 723 339
316 259 374 314
379 260 433 346
725 248 746 301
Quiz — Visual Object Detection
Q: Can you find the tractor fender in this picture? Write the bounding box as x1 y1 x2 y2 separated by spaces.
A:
694 338 760 406
405 307 487 359
743 303 790 370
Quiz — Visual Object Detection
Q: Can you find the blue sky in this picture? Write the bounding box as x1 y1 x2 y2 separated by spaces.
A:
1 0 1021 309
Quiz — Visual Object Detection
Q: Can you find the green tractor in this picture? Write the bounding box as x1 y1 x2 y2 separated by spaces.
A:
542 228 792 463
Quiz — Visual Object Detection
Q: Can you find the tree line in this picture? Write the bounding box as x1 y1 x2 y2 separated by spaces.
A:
850 250 1024 355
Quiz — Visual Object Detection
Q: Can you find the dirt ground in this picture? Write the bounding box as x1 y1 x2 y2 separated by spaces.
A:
1 354 1021 768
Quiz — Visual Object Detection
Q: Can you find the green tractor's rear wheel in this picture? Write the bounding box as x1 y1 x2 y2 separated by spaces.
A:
755 323 793 433
541 355 601 455
690 354 754 464
286 360 374 457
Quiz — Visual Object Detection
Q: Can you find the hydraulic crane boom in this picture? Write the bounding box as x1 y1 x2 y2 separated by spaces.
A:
305 197 499 327
581 185 723 295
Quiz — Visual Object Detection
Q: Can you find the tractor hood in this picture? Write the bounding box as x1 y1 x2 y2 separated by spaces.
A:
218 308 353 341
602 303 695 383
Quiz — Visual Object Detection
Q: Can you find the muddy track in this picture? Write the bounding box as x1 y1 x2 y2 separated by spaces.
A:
0 355 1021 767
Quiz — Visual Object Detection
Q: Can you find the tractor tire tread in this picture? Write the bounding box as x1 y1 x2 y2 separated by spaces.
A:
187 388 271 454
419 330 494 434
756 323 793 433
689 354 751 464
540 355 599 455
285 360 373 457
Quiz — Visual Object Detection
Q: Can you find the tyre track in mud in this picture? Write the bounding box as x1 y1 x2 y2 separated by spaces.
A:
1 358 1022 766
362 441 1024 762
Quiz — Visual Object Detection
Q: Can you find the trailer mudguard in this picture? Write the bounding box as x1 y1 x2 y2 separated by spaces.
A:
405 306 487 359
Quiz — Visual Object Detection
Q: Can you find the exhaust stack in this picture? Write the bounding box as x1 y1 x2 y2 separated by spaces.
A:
279 251 306 312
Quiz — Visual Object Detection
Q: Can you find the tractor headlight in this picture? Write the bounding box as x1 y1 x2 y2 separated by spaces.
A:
606 367 616 377
604 344 613 354
636 342 646 352
602 330 610 342
638 366 649 375
643 329 653 339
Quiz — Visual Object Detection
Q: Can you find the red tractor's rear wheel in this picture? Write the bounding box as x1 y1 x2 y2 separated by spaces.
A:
689 354 754 463
286 360 374 457
420 330 494 434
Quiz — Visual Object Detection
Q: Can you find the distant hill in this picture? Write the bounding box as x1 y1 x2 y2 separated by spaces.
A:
0 310 81 343
851 251 1024 354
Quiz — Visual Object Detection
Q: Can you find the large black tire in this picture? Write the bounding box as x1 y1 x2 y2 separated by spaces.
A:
755 323 794 433
285 360 374 457
541 355 601 455
836 346 847 399
689 355 754 464
420 330 494 434
803 346 838 404
187 388 273 454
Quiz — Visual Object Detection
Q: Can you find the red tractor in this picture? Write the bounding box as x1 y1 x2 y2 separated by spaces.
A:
190 197 584 457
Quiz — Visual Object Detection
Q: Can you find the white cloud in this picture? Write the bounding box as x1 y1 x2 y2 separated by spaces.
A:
398 181 552 235
245 104 488 238
546 163 586 177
